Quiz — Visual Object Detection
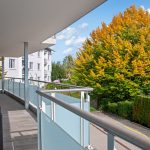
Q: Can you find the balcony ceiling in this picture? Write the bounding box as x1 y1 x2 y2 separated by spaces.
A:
0 0 106 57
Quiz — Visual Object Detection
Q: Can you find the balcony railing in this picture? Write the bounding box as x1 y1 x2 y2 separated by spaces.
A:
2 77 150 150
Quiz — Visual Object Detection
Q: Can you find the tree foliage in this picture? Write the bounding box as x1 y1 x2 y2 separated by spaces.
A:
72 6 150 103
51 62 66 81
63 55 74 79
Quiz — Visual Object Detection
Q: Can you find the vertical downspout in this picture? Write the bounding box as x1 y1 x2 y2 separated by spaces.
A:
24 42 29 109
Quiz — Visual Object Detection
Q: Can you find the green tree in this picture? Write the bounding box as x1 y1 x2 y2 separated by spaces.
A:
63 55 74 79
51 62 66 81
72 6 150 107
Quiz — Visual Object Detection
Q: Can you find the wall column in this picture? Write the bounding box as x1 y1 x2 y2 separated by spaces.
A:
24 42 29 109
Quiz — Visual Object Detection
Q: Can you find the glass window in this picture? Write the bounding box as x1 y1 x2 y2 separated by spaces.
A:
9 59 15 68
38 77 40 81
29 62 33 70
48 52 51 60
37 63 40 70
48 65 50 70
22 58 24 66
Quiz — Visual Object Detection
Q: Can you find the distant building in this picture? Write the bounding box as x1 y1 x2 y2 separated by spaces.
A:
4 48 54 82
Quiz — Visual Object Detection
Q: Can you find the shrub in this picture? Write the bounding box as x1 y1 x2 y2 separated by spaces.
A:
107 101 133 120
133 95 150 127
117 101 133 120
107 102 118 114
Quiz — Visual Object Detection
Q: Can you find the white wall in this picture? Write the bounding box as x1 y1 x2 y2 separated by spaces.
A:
4 57 22 78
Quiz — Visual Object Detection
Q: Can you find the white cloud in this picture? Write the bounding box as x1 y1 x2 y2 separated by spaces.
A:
65 36 76 46
74 36 86 45
57 27 77 41
140 5 145 10
79 23 88 29
63 48 73 54
140 5 150 13
64 36 86 46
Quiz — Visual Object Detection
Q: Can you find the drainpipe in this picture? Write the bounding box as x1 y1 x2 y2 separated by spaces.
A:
24 42 29 109
2 57 4 93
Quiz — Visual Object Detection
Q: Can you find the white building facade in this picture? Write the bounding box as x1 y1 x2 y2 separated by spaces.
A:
4 49 53 82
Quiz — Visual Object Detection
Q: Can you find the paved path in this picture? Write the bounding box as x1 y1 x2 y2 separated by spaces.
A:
90 111 150 150
0 94 37 150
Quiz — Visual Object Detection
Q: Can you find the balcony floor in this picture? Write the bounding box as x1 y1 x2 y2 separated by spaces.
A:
0 94 37 150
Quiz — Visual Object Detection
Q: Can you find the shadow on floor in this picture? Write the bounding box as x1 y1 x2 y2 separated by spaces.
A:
0 94 38 150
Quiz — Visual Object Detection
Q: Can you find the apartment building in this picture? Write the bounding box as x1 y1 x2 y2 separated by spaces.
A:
4 48 53 82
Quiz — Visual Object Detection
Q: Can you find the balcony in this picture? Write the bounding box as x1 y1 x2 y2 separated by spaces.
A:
0 78 150 150
0 0 150 150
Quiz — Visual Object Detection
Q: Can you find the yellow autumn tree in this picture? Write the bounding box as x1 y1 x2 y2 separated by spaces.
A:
72 6 150 105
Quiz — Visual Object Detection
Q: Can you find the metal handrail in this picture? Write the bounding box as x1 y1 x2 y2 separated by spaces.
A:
4 77 84 89
36 90 150 150
5 77 23 80
40 88 93 93
29 79 84 88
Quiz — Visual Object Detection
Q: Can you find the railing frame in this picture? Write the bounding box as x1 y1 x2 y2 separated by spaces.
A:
3 77 150 150
36 90 150 150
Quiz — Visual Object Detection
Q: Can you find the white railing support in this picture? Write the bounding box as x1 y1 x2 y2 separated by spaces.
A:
80 91 85 147
37 95 42 150
51 92 56 121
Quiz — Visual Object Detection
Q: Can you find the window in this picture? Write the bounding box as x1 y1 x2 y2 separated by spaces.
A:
29 62 33 70
38 77 40 81
38 51 40 57
22 58 24 66
22 68 25 75
48 52 51 60
48 65 50 70
9 59 15 68
37 63 40 70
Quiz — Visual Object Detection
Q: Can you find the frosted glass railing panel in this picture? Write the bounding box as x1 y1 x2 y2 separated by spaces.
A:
55 104 81 143
20 83 24 100
42 93 90 147
28 84 39 107
8 80 13 93
14 82 20 97
41 111 84 150
4 80 8 90
41 97 51 117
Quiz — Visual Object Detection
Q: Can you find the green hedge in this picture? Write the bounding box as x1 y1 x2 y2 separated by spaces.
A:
118 101 133 120
133 95 150 127
106 96 150 127
107 101 133 120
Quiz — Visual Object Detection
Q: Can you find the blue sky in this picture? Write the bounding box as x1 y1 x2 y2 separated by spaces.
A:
52 0 150 62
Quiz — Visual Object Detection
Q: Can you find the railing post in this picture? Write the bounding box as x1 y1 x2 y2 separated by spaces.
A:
51 92 56 121
108 132 115 150
8 80 9 91
37 95 42 150
80 91 85 147
24 42 29 109
85 92 90 145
